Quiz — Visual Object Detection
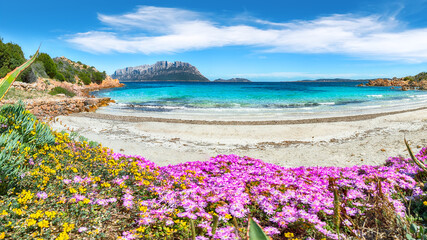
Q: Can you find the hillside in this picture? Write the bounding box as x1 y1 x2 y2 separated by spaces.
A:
112 61 209 82
0 38 116 87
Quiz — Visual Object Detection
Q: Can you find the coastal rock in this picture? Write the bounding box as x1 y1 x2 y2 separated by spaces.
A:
0 97 113 119
363 78 424 90
112 61 209 82
85 76 124 92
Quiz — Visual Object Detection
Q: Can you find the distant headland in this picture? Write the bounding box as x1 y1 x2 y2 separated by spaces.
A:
213 78 251 82
112 61 210 82
112 61 253 83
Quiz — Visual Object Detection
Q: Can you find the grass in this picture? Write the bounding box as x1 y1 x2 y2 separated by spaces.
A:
48 87 76 97
2 88 51 101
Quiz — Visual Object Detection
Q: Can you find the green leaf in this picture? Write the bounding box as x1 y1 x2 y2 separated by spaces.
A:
405 138 427 171
248 218 270 240
0 47 40 101
410 223 418 233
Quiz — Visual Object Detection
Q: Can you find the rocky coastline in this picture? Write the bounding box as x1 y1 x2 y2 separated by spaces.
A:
0 97 113 118
361 78 427 91
3 76 123 118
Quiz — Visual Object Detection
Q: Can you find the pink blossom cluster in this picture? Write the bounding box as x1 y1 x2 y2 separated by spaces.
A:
61 148 427 239
134 151 424 239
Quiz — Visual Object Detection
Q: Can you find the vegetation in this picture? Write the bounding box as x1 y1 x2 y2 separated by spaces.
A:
0 38 26 79
36 53 57 79
0 48 39 101
55 57 107 85
0 108 427 239
0 38 107 85
48 87 76 97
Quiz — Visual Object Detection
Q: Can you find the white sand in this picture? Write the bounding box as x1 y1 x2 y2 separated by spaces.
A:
50 108 427 167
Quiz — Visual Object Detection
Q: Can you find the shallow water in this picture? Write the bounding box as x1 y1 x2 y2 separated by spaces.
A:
92 81 427 120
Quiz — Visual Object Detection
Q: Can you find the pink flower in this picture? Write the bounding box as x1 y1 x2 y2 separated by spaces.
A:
36 191 48 199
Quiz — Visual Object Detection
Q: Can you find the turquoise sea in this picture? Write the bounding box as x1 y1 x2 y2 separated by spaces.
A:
92 81 427 120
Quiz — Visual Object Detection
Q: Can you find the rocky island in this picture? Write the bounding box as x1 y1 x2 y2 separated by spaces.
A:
213 78 251 82
112 61 209 82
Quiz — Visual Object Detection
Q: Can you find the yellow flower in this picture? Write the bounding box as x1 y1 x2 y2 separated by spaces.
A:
224 214 232 220
12 208 24 216
26 218 37 226
63 222 74 232
37 220 49 228
423 201 427 206
56 232 69 240
0 232 5 239
83 198 91 204
284 232 294 238
69 188 77 194
45 211 57 219
0 210 8 217
30 210 44 219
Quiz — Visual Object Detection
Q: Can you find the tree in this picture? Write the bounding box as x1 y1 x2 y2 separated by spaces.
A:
36 53 57 78
0 39 26 78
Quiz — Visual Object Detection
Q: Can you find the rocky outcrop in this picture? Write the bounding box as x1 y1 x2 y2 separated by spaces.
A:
365 79 409 87
363 78 427 90
213 78 251 82
84 76 124 92
112 61 209 82
0 97 112 118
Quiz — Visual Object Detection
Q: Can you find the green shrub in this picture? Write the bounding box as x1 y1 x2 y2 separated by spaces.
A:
79 72 91 85
91 71 105 84
36 53 57 78
0 102 55 192
48 86 76 97
0 39 26 78
55 72 66 82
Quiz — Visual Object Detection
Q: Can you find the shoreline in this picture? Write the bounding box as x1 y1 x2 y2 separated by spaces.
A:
50 107 427 167
76 106 427 125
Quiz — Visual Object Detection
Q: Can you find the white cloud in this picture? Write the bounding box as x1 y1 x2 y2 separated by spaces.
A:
67 6 427 61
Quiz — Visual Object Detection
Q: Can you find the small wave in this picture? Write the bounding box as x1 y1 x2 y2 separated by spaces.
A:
319 102 335 105
367 95 383 98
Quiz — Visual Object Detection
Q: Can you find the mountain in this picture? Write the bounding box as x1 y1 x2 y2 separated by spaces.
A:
112 61 209 82
213 78 251 82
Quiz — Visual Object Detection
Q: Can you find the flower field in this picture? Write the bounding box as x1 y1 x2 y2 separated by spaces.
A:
1 104 427 239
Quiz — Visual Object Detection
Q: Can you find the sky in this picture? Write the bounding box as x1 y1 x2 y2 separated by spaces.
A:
2 0 427 81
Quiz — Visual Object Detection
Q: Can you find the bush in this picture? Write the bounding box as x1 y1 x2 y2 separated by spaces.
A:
91 71 105 84
78 72 91 85
17 62 48 83
55 72 66 82
48 86 76 97
36 53 57 78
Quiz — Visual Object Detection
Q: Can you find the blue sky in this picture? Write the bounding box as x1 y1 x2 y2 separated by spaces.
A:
2 0 427 81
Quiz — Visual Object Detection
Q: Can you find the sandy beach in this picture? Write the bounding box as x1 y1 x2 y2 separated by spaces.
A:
50 106 427 167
